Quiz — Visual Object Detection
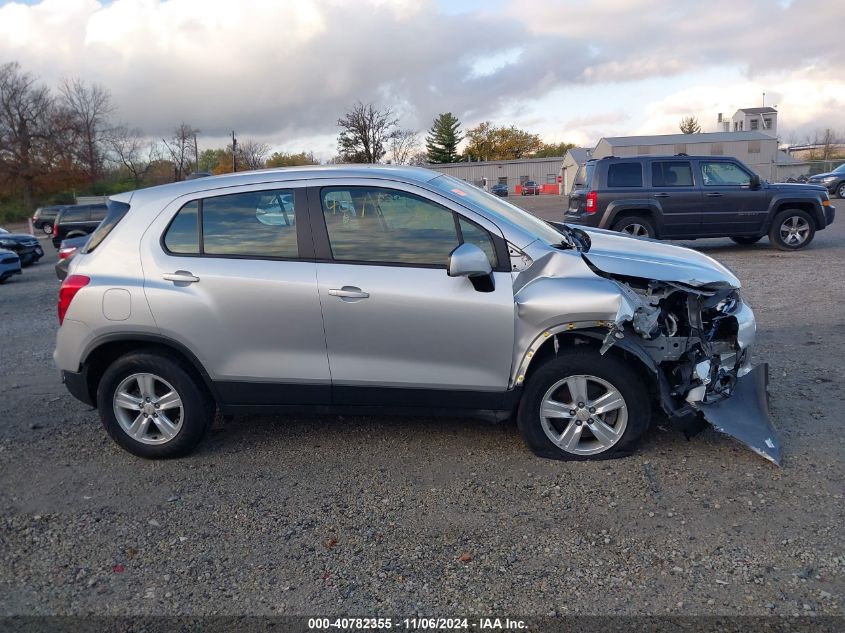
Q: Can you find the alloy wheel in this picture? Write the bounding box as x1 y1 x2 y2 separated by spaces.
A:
621 223 649 237
113 372 184 445
779 216 810 246
539 374 628 455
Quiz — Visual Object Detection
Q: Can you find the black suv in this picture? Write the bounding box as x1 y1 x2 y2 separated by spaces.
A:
51 204 108 248
32 204 66 235
566 155 835 250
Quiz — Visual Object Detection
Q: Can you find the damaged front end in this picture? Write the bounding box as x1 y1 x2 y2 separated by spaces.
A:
591 269 782 465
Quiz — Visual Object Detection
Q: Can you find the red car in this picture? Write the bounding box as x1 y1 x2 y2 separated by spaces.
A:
520 181 541 195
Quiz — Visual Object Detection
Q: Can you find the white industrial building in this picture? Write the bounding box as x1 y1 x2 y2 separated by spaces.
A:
426 107 805 192
423 157 567 194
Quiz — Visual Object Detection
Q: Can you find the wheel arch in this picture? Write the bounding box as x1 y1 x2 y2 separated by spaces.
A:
768 198 826 230
81 334 218 406
601 200 662 234
515 327 661 406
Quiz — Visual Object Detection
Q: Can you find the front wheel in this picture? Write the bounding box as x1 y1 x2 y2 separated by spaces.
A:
517 351 651 461
42 223 53 235
612 215 655 238
730 236 763 245
768 209 815 251
97 351 215 458
837 183 845 199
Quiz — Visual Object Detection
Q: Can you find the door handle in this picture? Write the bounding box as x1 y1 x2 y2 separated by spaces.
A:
654 192 670 198
163 271 200 283
329 286 369 299
706 192 723 198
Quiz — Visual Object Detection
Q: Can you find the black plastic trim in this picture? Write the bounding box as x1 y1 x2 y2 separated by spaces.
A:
62 368 93 406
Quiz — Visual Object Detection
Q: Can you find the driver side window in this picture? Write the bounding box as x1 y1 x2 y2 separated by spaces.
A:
320 187 497 268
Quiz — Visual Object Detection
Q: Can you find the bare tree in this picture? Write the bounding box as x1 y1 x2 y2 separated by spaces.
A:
237 139 270 170
387 129 419 165
0 62 55 211
162 122 200 181
59 78 114 187
108 125 161 187
337 102 398 163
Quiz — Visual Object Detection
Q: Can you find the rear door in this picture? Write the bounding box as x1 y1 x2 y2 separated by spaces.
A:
649 160 702 237
697 160 770 235
310 180 515 407
141 182 331 405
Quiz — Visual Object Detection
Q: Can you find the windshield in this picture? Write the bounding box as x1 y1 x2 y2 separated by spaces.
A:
428 174 566 246
833 163 845 174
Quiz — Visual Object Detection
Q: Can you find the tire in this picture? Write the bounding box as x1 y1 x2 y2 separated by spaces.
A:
768 208 815 251
730 236 763 245
97 351 215 458
42 223 53 235
517 351 651 461
837 182 845 199
611 215 656 238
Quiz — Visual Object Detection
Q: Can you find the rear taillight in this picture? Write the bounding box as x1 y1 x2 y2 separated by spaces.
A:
52 222 59 237
585 191 597 213
58 247 78 260
58 275 89 325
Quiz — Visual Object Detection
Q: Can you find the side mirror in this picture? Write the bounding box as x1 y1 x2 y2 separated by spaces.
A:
749 174 761 189
447 243 492 278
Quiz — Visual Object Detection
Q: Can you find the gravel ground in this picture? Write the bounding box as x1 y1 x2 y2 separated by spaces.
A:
0 202 843 618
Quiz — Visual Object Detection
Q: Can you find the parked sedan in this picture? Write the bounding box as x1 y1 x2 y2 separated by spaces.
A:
0 248 22 283
55 234 90 281
520 181 541 195
490 183 509 197
0 229 44 266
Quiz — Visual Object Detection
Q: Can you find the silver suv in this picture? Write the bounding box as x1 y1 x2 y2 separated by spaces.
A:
54 166 781 464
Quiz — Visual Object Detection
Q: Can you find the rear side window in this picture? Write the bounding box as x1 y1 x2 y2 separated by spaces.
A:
607 163 643 188
82 200 131 253
164 201 199 254
163 189 299 258
652 161 693 187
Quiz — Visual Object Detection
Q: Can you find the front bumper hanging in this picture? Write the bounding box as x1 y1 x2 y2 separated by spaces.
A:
696 363 782 466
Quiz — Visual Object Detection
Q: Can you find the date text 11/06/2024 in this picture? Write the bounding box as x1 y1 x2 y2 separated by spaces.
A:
307 617 528 630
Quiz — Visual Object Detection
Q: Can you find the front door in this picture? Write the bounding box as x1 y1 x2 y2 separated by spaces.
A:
311 183 516 408
141 184 331 405
649 160 702 237
697 160 770 235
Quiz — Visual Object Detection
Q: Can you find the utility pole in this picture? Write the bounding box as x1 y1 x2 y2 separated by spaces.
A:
232 131 237 172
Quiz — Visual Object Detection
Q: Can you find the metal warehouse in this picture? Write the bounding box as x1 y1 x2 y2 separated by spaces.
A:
426 157 565 194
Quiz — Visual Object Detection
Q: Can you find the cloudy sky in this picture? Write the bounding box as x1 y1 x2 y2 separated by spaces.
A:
1 0 842 159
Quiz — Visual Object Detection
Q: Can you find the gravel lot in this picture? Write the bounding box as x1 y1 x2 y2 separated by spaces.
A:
1 198 843 618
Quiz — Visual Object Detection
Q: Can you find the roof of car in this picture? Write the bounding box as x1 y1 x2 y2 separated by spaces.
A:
599 154 747 161
113 165 442 206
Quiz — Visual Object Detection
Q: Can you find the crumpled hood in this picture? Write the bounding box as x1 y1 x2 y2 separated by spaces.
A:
580 227 740 288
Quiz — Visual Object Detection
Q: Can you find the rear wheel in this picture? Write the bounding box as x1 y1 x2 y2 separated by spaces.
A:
768 209 815 251
612 215 655 238
42 223 53 235
730 235 763 245
97 351 215 458
517 351 651 461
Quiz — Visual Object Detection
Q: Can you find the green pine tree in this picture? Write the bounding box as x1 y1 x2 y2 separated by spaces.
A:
426 112 463 163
